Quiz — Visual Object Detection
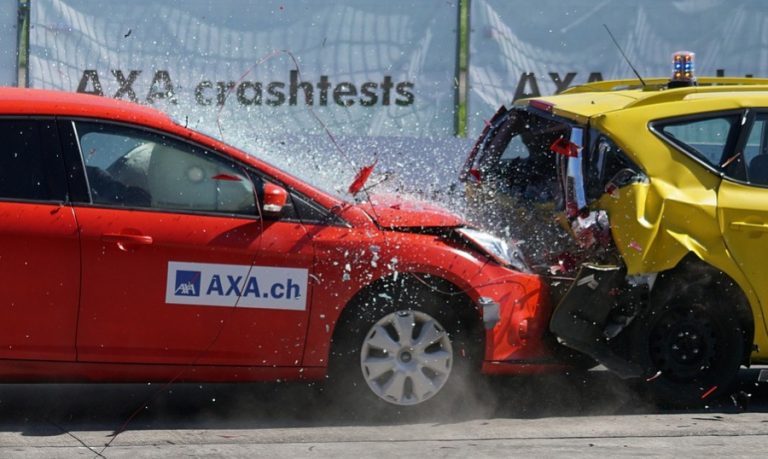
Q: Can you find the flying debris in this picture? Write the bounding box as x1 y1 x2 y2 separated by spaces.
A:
348 160 377 195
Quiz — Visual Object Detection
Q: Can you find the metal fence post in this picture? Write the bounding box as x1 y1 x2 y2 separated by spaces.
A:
454 0 470 137
16 0 29 88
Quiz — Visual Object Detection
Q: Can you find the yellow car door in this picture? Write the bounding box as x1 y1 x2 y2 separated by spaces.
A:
718 111 768 342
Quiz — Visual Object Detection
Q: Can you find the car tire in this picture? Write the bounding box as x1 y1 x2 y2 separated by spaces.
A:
327 278 481 414
630 282 744 407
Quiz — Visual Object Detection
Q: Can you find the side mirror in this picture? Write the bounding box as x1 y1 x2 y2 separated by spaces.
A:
604 168 648 194
262 182 288 215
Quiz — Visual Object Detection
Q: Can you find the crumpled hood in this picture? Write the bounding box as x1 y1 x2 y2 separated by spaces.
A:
357 194 464 229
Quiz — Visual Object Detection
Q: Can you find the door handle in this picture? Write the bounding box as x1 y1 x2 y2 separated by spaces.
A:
102 233 154 251
730 221 768 232
102 233 154 244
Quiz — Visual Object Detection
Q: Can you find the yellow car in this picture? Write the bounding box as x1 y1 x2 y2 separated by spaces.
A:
462 55 768 406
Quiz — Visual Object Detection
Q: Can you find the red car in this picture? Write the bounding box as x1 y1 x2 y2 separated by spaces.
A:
0 87 563 408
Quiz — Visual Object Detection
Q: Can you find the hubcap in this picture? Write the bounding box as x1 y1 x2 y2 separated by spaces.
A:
360 310 453 406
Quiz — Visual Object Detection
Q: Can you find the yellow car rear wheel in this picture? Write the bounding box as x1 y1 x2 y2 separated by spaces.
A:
631 282 744 407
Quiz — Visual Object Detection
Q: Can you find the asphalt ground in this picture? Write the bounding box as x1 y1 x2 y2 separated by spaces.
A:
0 367 766 457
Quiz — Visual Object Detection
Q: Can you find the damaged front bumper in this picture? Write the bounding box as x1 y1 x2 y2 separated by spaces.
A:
473 265 576 375
549 263 656 379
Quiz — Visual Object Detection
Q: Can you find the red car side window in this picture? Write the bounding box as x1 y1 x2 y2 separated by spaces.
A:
74 121 257 215
0 119 66 202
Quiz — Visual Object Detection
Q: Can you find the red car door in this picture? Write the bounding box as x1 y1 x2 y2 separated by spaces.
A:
0 119 80 361
64 120 313 367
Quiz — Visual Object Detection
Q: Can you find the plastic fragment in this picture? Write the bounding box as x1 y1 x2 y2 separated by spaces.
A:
609 186 620 199
549 137 579 157
348 160 377 194
731 390 751 411
700 385 718 399
646 370 662 382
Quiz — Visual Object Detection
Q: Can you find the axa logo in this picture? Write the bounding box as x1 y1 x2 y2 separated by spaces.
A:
174 270 201 297
205 274 301 300
166 261 308 311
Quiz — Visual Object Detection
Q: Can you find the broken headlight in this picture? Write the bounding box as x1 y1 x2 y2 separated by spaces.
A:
456 227 529 273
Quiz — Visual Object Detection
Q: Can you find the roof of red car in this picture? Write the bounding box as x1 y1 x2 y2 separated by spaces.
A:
0 87 346 210
0 87 178 130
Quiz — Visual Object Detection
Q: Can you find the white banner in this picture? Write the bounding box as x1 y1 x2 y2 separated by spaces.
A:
0 0 17 87
469 0 768 136
29 0 458 138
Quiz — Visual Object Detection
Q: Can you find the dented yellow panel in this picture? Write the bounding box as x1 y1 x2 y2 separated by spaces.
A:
588 100 768 360
717 179 768 358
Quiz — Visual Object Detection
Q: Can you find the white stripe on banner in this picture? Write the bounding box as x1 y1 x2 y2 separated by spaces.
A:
468 0 768 136
28 0 457 139
0 0 17 87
